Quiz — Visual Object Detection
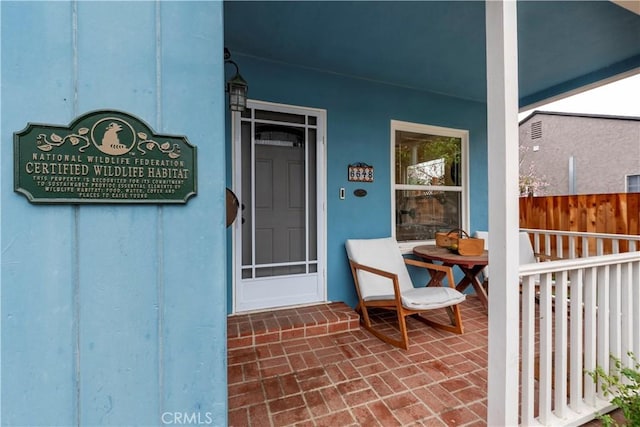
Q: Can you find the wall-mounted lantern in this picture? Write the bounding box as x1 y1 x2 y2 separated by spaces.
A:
224 48 248 112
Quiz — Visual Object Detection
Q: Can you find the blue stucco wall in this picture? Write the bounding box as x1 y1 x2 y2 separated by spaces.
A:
226 56 488 311
1 2 227 426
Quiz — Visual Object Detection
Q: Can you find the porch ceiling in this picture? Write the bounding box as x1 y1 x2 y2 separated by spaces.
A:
224 1 640 108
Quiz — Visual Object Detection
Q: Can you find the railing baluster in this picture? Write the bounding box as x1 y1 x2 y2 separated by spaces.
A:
568 235 577 259
521 275 537 425
597 265 610 400
621 262 633 368
633 260 640 359
569 268 584 411
556 234 564 259
538 272 554 424
545 234 552 259
532 232 539 255
583 266 598 407
554 271 569 417
610 264 622 362
582 235 590 258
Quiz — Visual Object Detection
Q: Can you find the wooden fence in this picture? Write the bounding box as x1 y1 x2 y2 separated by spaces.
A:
519 193 640 235
519 193 640 255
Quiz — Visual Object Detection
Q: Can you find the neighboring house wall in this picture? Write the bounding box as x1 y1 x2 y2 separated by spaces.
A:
1 3 228 426
519 111 640 195
225 55 489 311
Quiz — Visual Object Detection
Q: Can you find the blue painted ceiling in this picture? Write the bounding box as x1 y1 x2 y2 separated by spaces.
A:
224 1 640 108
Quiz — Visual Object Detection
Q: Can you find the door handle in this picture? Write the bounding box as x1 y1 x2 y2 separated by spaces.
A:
226 188 240 227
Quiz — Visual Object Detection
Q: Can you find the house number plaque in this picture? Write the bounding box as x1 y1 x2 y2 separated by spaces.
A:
14 110 197 204
348 162 373 182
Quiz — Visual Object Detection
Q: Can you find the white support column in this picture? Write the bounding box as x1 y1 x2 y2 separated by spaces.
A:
486 1 521 425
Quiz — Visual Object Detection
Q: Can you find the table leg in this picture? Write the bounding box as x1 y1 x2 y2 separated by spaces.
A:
455 265 488 311
424 267 448 288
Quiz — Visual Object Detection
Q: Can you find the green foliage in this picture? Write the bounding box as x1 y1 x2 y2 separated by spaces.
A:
587 352 640 427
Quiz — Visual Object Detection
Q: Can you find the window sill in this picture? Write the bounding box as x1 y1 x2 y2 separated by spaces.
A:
398 240 435 255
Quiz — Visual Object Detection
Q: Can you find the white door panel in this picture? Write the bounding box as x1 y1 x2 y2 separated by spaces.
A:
233 101 326 313
237 275 323 312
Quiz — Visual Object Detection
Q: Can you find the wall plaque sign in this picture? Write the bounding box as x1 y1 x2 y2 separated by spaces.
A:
14 110 197 204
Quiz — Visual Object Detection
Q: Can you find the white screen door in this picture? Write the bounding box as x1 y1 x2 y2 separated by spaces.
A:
232 101 326 312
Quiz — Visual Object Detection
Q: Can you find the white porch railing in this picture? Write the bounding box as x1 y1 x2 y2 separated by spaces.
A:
522 228 640 259
519 230 640 426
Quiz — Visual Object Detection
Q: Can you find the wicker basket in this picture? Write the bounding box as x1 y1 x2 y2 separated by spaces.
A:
436 229 484 256
435 230 460 248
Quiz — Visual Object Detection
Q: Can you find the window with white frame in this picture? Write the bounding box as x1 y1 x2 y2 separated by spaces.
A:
392 120 468 249
627 174 640 192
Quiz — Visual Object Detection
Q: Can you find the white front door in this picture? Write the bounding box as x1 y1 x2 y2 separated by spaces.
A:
232 101 326 313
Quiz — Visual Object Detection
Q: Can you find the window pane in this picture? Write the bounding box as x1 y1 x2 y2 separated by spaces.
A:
254 127 306 265
255 109 305 124
628 175 640 192
256 265 306 277
241 121 253 266
308 128 318 261
395 190 461 242
395 131 462 187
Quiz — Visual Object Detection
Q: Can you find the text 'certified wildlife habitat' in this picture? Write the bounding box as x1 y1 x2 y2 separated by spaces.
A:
14 110 197 204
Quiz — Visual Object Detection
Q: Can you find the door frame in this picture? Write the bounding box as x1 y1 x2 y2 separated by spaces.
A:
230 99 327 313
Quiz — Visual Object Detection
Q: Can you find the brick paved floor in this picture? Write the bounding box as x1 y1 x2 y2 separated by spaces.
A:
228 298 489 426
227 297 622 426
